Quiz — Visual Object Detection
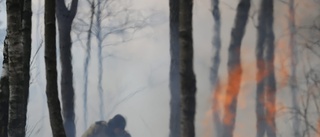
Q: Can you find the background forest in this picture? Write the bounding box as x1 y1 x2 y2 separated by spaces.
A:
0 0 320 137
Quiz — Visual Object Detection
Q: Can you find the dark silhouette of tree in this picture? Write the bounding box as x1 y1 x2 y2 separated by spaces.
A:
263 0 277 136
255 0 268 136
22 0 32 120
169 0 180 137
221 0 250 137
179 0 196 136
210 0 222 136
6 0 32 135
0 37 9 137
56 0 78 136
45 0 66 135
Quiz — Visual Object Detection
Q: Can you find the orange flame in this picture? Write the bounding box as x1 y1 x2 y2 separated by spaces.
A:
205 41 291 136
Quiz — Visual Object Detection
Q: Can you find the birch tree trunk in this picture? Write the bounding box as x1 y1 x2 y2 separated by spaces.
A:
169 0 180 136
179 0 196 136
6 0 27 136
221 0 250 137
45 0 66 135
0 37 9 137
210 0 222 136
56 0 78 136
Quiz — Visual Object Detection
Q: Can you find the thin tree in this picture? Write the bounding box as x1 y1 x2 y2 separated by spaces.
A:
56 0 78 136
221 0 250 137
83 0 95 129
169 0 180 136
73 0 148 124
90 0 146 120
22 0 32 118
45 0 66 135
6 0 27 136
264 0 277 136
287 0 300 136
255 0 268 136
0 37 9 137
210 0 222 136
179 0 196 136
96 0 104 120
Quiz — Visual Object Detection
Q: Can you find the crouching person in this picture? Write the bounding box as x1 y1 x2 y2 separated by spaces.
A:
82 114 131 137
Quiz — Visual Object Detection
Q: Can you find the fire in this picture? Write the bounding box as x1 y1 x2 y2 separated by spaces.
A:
203 1 320 137
207 43 290 136
275 38 290 88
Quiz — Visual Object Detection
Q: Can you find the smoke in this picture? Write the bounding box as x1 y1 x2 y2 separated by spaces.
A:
9 0 320 137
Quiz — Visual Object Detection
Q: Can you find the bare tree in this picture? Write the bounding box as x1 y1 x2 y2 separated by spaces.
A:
45 0 66 135
96 0 104 120
287 0 300 136
255 0 268 136
93 0 145 120
83 0 95 129
22 0 32 120
179 0 196 136
56 0 78 136
169 0 180 136
264 0 277 136
290 7 320 137
221 0 250 137
6 0 27 136
73 0 148 123
210 0 223 136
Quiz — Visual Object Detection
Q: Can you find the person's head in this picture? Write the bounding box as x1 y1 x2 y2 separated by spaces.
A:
109 114 126 135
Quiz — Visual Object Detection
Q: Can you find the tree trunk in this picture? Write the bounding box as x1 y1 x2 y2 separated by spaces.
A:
0 37 9 137
169 0 180 137
179 0 196 136
96 0 105 120
22 0 32 117
255 0 267 136
264 0 277 136
45 0 66 135
56 0 78 136
210 0 222 136
6 0 27 136
221 0 250 137
288 0 300 136
84 0 95 129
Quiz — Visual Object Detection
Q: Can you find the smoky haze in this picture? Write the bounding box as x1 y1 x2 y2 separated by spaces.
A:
0 0 319 137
